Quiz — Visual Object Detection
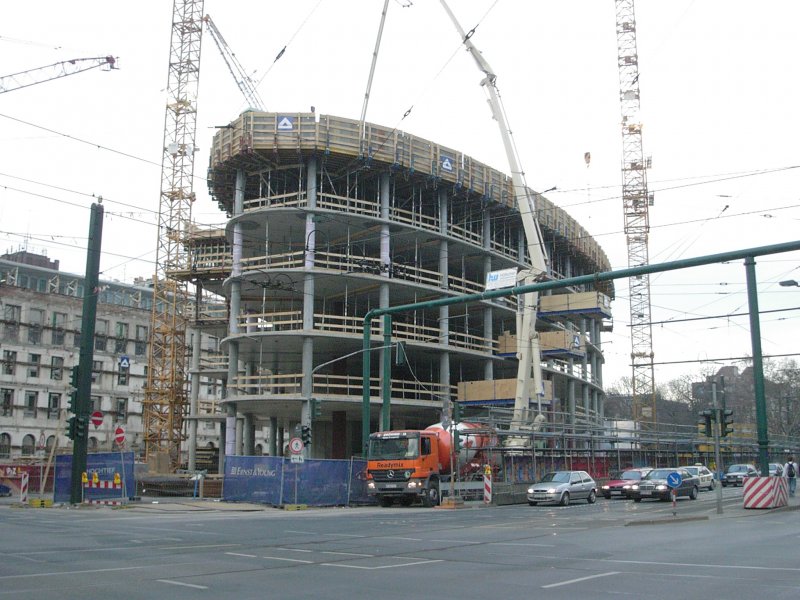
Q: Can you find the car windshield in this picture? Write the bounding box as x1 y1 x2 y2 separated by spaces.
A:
646 469 675 480
728 465 747 473
368 435 419 460
684 467 698 475
540 472 570 483
621 471 643 480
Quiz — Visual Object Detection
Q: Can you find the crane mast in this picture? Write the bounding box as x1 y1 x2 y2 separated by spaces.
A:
143 0 204 468
203 15 266 111
615 0 656 423
0 56 116 94
440 1 548 427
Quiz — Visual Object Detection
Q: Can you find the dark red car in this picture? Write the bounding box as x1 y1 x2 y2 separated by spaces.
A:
600 468 651 499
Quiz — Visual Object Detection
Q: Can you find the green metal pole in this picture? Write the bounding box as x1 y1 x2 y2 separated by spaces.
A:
362 316 372 456
70 201 103 504
745 257 770 475
382 314 392 432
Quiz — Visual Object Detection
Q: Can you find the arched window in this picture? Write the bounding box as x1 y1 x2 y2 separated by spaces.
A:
21 434 35 456
0 433 11 458
45 436 56 452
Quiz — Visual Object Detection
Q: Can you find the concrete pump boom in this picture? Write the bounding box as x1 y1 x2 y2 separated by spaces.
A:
440 0 548 426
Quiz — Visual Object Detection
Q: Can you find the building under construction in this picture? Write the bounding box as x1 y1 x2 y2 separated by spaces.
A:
180 111 614 459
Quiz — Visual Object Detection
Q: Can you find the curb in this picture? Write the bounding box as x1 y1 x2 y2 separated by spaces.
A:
625 515 710 526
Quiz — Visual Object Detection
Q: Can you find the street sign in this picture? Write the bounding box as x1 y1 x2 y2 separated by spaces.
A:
118 355 130 369
485 268 517 290
90 411 103 428
289 437 304 455
290 454 304 464
666 471 683 489
114 426 125 446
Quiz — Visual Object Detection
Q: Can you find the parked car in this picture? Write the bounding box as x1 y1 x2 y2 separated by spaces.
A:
527 471 597 506
722 464 759 487
681 465 715 491
0 482 10 497
628 467 699 502
769 463 784 477
600 468 651 499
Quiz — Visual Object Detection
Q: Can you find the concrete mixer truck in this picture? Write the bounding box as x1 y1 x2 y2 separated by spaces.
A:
365 422 492 507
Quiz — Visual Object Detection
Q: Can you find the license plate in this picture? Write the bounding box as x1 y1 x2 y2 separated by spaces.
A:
385 484 397 488
641 490 651 496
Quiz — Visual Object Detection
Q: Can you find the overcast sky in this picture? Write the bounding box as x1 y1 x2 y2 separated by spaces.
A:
2 1 799 388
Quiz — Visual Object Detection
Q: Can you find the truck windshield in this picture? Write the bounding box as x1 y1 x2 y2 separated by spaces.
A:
368 436 419 460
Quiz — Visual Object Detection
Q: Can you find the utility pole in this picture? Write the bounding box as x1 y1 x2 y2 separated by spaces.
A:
69 200 104 504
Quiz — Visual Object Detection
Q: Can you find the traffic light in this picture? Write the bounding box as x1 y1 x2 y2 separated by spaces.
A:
698 409 713 437
453 429 462 453
301 425 312 446
67 416 77 441
67 416 88 441
310 398 321 419
68 366 79 413
721 409 734 438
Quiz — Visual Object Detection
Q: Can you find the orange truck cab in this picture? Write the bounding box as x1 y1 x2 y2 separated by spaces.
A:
366 430 449 507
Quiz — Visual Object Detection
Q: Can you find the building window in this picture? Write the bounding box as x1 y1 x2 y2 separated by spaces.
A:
90 395 102 413
73 316 81 348
117 365 129 386
28 308 44 344
52 312 67 345
24 391 37 417
28 354 41 378
115 398 127 422
0 433 10 458
51 356 64 380
3 304 21 340
115 322 129 354
95 319 108 351
2 350 16 375
48 393 60 419
1 388 12 417
135 325 148 356
21 434 35 456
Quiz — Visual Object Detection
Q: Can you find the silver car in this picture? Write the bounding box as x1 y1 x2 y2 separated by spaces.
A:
527 470 597 506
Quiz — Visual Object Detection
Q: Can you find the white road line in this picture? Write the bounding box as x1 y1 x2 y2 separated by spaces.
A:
321 559 444 570
262 556 313 564
278 548 313 553
157 579 209 590
225 552 257 558
321 551 373 557
428 539 481 544
492 542 556 548
378 536 423 541
159 543 239 550
528 553 800 573
0 565 151 580
542 571 620 589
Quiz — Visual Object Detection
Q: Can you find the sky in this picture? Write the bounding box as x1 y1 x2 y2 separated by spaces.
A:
2 1 800 390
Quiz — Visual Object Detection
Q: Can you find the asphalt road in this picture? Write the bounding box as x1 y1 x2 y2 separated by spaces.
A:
1 486 798 599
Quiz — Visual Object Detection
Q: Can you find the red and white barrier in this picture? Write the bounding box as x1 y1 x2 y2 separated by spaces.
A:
483 465 492 505
19 472 28 504
82 472 126 506
743 476 788 509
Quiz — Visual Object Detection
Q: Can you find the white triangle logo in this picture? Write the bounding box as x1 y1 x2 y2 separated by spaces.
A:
442 157 453 171
277 117 294 130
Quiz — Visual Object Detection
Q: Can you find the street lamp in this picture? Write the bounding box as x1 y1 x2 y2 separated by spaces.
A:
779 280 799 287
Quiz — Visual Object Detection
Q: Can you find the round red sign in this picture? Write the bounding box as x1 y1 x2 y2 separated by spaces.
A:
90 411 103 428
114 426 125 445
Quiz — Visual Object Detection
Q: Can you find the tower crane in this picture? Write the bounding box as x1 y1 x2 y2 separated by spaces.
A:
440 1 548 433
143 0 204 469
0 56 116 94
615 0 656 424
203 15 265 111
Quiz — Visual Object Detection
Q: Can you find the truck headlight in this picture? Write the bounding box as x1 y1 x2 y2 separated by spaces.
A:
407 481 420 489
367 482 375 489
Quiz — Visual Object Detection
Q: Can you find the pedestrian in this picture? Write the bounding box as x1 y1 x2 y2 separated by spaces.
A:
783 456 798 497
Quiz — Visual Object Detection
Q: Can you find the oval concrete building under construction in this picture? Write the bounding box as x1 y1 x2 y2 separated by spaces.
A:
184 111 614 459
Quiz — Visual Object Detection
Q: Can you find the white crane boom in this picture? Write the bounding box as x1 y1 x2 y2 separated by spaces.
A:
203 15 266 111
440 1 548 426
0 56 116 94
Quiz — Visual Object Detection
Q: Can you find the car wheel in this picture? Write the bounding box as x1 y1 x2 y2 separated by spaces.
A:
560 492 570 506
633 497 642 503
528 501 537 506
689 486 698 500
422 480 440 507
722 481 727 487
587 490 597 504
709 479 715 491
378 496 393 507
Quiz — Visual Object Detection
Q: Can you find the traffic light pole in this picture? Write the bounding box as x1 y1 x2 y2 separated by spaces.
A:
69 201 103 504
711 382 723 515
745 257 770 476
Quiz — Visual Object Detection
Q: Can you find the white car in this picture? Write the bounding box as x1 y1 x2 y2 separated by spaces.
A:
682 465 715 491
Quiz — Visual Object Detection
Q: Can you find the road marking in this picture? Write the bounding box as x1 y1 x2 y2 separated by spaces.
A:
0 565 151 580
321 559 444 570
493 542 556 548
378 536 423 541
528 554 800 573
157 579 209 590
428 539 481 544
542 571 619 589
321 551 373 557
262 556 313 564
276 548 313 553
159 544 239 550
225 552 257 558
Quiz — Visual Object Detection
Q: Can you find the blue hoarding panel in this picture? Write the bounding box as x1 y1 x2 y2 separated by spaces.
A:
54 452 135 503
223 456 283 505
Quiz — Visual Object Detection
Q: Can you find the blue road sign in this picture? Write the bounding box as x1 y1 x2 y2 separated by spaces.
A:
666 471 683 489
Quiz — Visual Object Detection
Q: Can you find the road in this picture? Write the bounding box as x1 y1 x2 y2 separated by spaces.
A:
1 486 798 599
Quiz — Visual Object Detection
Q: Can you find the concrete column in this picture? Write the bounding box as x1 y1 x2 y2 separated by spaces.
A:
243 413 255 455
567 358 576 438
226 168 245 458
482 211 493 380
188 328 201 471
438 189 451 421
269 417 278 456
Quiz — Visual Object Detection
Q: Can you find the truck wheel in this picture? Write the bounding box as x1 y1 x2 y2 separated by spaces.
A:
399 497 413 507
422 480 440 507
378 496 393 507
